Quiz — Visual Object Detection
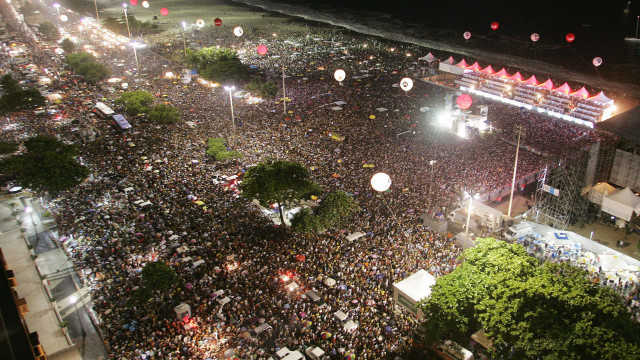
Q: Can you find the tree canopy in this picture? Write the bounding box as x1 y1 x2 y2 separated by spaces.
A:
205 138 241 161
418 238 640 360
60 38 76 54
291 190 360 234
186 47 249 83
115 90 155 115
0 136 89 194
141 261 179 292
148 103 181 124
101 14 159 37
38 22 60 41
241 159 321 224
246 77 279 99
65 52 110 82
0 75 46 114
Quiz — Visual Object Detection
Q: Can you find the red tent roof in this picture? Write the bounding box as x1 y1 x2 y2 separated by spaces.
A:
508 71 524 82
570 86 590 99
554 82 572 94
467 62 482 71
442 56 455 65
493 68 509 78
523 75 538 86
455 59 469 68
480 65 495 74
537 79 554 90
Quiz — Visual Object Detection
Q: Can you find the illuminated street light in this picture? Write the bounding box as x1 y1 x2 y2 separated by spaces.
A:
129 41 146 67
224 86 236 152
181 21 187 55
464 191 481 236
122 3 131 39
53 3 60 16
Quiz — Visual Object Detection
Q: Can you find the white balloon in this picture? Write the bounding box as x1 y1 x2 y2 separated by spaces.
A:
60 15 68 22
592 57 603 67
196 19 205 28
142 1 149 8
400 77 413 91
463 31 471 40
233 26 244 37
371 173 391 192
530 33 540 42
334 69 346 82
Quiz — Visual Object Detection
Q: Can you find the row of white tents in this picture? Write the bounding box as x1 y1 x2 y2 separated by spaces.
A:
587 184 640 222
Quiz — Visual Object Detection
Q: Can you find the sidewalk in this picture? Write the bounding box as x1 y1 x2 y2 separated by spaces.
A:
0 197 81 360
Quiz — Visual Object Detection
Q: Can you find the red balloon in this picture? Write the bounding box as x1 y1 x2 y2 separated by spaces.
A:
296 254 306 262
490 21 499 31
130 0 138 5
214 18 222 26
566 33 575 43
160 8 169 16
456 93 473 110
257 45 267 55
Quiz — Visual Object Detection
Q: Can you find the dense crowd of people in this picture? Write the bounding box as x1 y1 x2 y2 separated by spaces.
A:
0 4 631 359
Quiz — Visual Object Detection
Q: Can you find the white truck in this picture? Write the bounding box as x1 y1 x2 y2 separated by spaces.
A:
503 222 533 241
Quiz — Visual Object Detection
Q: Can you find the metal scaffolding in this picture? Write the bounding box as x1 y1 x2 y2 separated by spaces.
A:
532 135 617 229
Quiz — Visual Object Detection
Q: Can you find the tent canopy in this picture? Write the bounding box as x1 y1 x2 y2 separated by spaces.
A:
455 59 469 68
570 86 590 99
601 187 640 221
467 62 481 72
587 182 617 205
442 56 455 65
537 79 554 90
554 82 572 94
508 71 523 82
480 65 494 74
419 52 437 62
523 75 538 86
589 91 614 105
493 68 509 78
393 269 437 319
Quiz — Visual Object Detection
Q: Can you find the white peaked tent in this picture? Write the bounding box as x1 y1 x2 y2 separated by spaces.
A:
589 91 615 105
601 187 640 221
587 182 617 205
419 52 437 62
442 56 455 65
393 269 436 319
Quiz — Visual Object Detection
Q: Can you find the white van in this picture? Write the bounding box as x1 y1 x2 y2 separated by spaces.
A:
254 322 272 336
435 340 473 360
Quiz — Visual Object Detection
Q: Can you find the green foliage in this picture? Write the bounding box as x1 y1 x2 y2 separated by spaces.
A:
38 22 60 41
115 90 155 115
186 47 249 83
418 238 640 359
246 77 279 99
0 75 46 114
316 191 360 226
62 0 102 14
290 208 323 234
241 159 322 224
60 38 76 54
101 14 160 37
0 136 89 194
205 138 241 161
141 262 178 292
0 141 19 155
65 52 110 82
148 103 180 124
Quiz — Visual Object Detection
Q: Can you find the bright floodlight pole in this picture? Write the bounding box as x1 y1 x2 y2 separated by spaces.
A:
122 3 131 39
465 192 479 236
282 65 286 115
181 21 187 56
53 3 60 16
224 86 236 151
636 16 639 39
507 124 523 217
94 0 99 21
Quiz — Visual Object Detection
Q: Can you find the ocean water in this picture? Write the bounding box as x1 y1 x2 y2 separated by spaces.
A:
228 0 640 96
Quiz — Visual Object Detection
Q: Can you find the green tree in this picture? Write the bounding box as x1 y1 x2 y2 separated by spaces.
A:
246 77 279 99
202 57 249 83
38 22 60 41
141 261 179 292
316 191 360 228
241 159 322 224
205 138 241 161
65 52 110 82
185 47 238 70
0 136 89 194
418 238 640 360
115 90 155 115
0 142 18 155
290 208 323 234
0 75 46 114
60 38 76 54
148 103 180 124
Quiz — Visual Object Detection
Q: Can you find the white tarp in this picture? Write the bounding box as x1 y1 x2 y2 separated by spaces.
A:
599 254 629 272
345 232 365 241
601 187 640 221
393 269 436 319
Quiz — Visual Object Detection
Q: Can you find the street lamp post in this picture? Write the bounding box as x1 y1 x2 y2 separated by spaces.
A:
224 86 236 151
181 21 187 56
122 3 131 39
282 65 286 115
53 3 60 16
129 41 145 68
94 0 99 21
507 124 524 217
464 191 480 236
428 160 436 211
636 16 639 39
25 206 39 245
